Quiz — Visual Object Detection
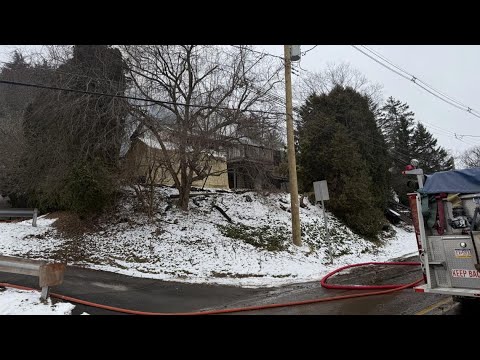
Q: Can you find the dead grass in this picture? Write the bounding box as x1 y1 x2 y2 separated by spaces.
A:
46 211 99 239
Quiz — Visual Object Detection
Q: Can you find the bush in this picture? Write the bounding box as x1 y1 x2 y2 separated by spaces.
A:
60 159 116 215
218 223 290 251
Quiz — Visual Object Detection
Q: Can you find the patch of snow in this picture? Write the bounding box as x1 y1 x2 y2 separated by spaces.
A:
392 191 399 203
388 209 401 217
0 288 75 315
0 216 63 257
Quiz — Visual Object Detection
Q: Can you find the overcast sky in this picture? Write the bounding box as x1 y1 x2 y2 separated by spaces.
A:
1 45 479 159
259 45 480 158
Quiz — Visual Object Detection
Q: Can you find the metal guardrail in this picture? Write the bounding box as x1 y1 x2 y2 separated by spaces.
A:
0 255 66 300
0 208 38 227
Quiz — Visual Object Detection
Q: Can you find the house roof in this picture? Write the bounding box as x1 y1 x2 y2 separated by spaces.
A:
123 129 227 160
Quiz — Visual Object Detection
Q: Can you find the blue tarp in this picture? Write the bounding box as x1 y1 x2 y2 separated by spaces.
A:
422 168 480 194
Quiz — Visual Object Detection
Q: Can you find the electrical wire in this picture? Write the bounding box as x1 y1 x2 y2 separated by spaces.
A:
229 45 285 60
351 45 480 120
301 45 318 56
361 45 480 115
4 46 476 148
350 45 480 147
0 59 127 89
0 79 286 117
285 47 475 146
456 134 480 139
292 50 475 146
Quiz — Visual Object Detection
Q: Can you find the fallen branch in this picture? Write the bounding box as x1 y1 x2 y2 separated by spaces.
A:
213 205 232 223
169 192 219 199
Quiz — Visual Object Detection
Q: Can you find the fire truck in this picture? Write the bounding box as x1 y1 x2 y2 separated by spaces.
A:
404 161 480 303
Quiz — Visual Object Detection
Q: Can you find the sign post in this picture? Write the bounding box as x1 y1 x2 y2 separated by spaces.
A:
314 180 332 264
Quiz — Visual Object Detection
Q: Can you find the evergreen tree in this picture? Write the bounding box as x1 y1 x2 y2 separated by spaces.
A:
411 123 454 173
378 97 455 205
0 51 31 116
22 45 128 214
298 87 387 238
0 52 53 200
378 97 415 204
378 96 415 148
390 117 415 204
298 86 390 211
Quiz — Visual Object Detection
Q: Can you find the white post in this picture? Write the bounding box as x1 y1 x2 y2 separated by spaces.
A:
32 208 38 227
40 286 49 301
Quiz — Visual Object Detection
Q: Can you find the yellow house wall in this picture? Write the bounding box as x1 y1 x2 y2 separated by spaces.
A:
126 141 229 189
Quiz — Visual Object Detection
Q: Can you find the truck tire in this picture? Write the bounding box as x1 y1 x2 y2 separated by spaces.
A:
453 295 479 306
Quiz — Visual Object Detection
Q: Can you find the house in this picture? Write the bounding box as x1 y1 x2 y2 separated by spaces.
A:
226 140 288 190
121 121 288 191
122 130 230 189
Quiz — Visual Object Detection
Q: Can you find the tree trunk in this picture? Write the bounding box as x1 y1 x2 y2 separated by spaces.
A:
178 181 191 210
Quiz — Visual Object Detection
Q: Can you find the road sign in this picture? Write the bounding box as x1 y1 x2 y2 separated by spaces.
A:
314 180 329 202
313 180 332 264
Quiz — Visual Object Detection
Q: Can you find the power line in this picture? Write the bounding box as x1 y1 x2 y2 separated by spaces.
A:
231 46 478 152
351 45 480 147
0 59 127 89
229 45 285 60
352 45 419 82
415 119 480 147
455 133 480 139
0 79 287 117
301 45 318 56
0 45 285 97
1 46 286 106
290 66 477 148
351 45 480 120
361 45 479 114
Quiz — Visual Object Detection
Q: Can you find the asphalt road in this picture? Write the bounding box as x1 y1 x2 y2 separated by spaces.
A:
0 256 476 315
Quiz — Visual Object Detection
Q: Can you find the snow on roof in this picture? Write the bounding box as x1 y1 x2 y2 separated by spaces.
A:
138 133 175 151
138 133 226 160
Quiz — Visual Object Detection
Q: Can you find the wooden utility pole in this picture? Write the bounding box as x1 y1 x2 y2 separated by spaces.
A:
284 45 301 246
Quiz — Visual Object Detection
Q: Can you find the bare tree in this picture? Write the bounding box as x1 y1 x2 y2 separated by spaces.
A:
294 62 383 107
122 45 283 210
460 146 480 168
122 135 170 219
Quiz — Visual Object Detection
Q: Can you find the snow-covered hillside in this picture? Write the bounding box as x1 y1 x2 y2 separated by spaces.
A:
0 187 418 287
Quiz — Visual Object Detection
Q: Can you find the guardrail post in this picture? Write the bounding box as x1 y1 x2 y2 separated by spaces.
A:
0 256 66 301
40 286 50 301
32 208 38 227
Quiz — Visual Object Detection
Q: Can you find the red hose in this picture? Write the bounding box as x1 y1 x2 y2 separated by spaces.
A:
321 261 421 290
0 262 424 315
